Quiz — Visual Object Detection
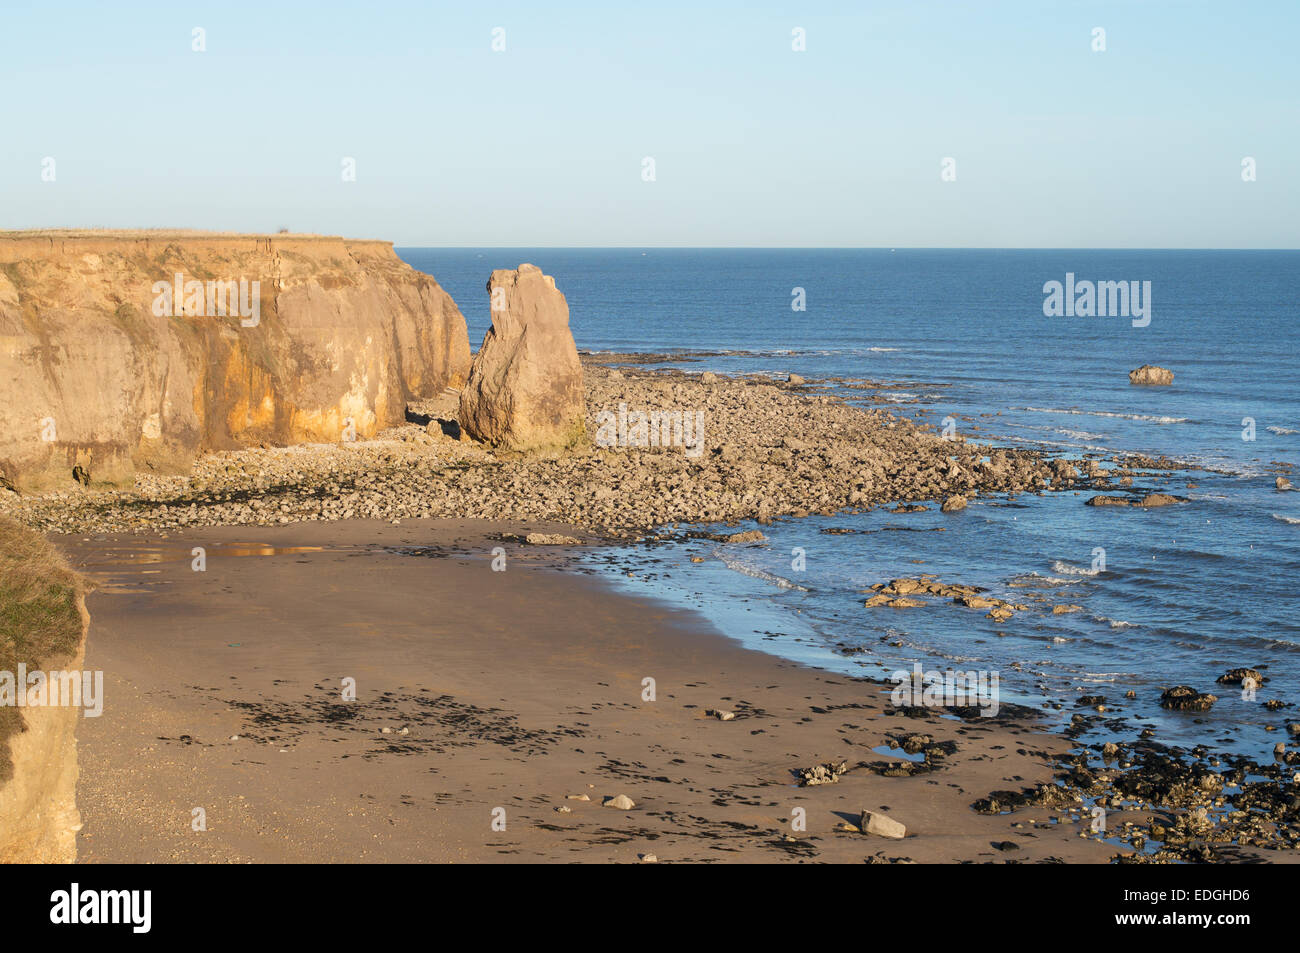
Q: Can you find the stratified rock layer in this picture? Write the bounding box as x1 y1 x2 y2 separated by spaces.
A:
458 264 585 452
0 231 470 490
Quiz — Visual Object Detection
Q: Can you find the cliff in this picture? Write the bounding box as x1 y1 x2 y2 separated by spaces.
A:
0 231 471 490
0 519 88 863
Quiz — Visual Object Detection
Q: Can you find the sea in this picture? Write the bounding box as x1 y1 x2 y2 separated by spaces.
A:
399 248 1300 762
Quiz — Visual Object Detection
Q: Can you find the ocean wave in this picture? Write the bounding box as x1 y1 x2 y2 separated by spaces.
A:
997 435 1114 453
1051 559 1102 577
1267 426 1299 435
713 551 811 591
1272 514 1300 525
1009 571 1073 588
1017 406 1190 425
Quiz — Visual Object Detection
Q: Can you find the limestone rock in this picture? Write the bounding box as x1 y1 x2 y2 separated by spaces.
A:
1129 365 1174 386
0 230 470 490
859 809 907 839
524 532 582 545
603 794 636 810
940 495 968 513
458 264 585 452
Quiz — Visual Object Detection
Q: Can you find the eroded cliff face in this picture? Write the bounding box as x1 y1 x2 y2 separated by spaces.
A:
0 592 88 864
0 231 471 490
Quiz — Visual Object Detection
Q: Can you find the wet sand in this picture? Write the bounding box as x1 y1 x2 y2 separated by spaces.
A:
63 518 1114 863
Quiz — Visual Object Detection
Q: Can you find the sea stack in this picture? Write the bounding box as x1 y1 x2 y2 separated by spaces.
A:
1129 364 1174 386
458 264 585 452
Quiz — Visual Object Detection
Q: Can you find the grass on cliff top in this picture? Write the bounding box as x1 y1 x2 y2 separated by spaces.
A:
0 518 87 785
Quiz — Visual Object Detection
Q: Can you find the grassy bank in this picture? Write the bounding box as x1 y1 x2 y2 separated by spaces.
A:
0 519 86 784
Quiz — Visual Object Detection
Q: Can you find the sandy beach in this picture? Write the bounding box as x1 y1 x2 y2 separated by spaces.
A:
63 518 1115 864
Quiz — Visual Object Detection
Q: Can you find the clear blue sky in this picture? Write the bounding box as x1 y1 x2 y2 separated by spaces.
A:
1 1 1295 247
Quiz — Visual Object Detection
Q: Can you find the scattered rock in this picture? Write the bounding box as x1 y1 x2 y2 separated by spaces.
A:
787 374 806 385
603 794 636 810
859 809 907 839
795 760 848 786
524 532 583 545
1277 477 1293 491
1129 365 1174 386
706 708 735 721
1216 668 1265 686
940 495 968 513
724 529 765 544
1139 493 1183 507
1159 686 1217 712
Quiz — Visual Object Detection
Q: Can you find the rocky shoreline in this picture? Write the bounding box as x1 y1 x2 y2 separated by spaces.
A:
0 357 1190 537
11 354 1296 863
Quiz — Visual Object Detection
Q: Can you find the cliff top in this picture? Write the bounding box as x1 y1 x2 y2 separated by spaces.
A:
0 229 393 246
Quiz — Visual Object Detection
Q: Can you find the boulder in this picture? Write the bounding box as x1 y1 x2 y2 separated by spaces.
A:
1216 668 1265 686
1277 477 1293 492
458 264 585 452
1159 686 1217 712
940 495 968 513
1139 493 1183 507
524 533 582 545
603 794 636 810
859 809 907 839
1129 365 1174 386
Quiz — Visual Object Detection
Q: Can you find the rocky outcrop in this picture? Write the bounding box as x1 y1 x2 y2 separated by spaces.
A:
1159 685 1217 711
458 264 585 452
0 231 470 490
1129 364 1174 386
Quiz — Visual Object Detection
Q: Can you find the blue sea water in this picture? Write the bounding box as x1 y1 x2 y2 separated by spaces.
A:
400 248 1300 761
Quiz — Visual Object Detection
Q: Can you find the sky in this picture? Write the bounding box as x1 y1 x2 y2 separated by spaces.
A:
0 0 1296 247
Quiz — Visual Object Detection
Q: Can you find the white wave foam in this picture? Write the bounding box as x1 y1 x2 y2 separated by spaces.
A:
1018 406 1190 425
1267 426 1299 435
714 551 811 591
1272 514 1300 525
1009 571 1072 587
1051 560 1101 577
